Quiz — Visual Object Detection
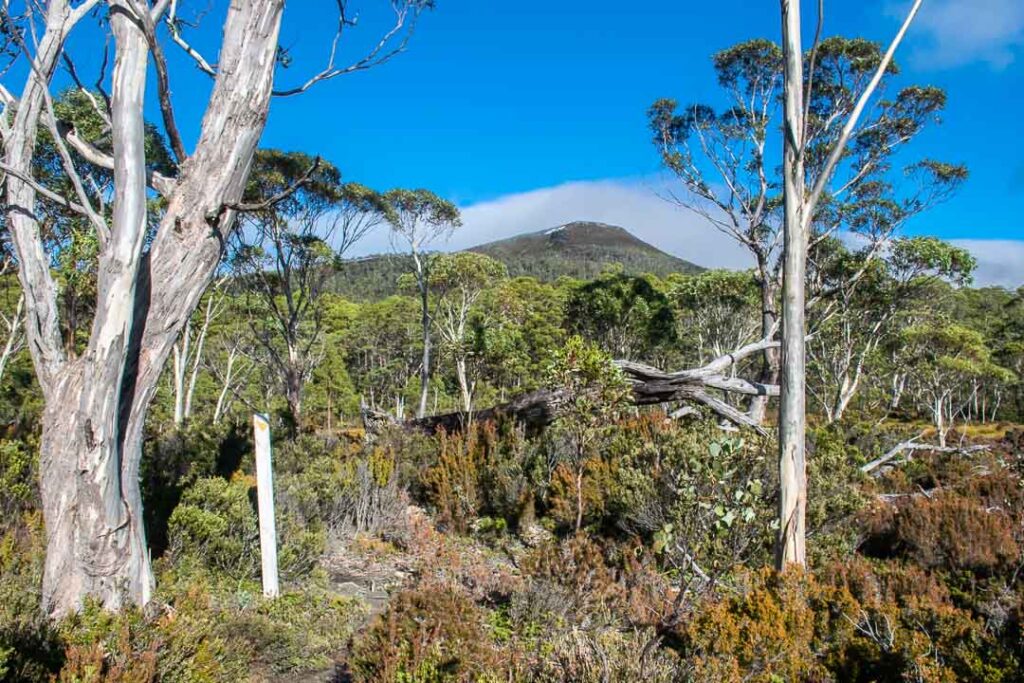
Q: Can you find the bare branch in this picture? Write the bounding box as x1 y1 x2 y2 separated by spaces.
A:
272 0 426 97
63 127 174 195
226 157 321 212
163 0 217 76
0 161 92 215
124 0 187 162
802 0 924 231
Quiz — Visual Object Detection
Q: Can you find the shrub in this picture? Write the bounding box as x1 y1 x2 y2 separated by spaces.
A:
349 583 502 682
0 438 37 522
604 417 777 574
0 512 62 682
519 535 625 628
167 474 260 580
277 435 408 543
421 428 486 533
806 424 871 562
867 492 1019 574
140 421 240 557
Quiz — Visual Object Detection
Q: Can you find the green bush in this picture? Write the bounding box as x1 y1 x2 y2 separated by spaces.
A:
0 438 37 522
167 475 260 580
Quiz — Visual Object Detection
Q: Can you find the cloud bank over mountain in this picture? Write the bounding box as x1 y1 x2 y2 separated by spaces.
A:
352 177 1021 289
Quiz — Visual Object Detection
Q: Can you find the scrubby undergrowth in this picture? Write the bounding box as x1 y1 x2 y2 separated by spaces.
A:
2 416 1023 681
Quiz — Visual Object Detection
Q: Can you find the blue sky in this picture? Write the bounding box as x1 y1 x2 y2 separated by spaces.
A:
263 0 1024 239
58 0 1024 283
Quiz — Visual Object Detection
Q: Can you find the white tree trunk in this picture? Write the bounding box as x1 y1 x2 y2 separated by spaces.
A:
455 355 472 413
776 0 807 569
0 294 26 385
5 0 285 617
213 346 238 425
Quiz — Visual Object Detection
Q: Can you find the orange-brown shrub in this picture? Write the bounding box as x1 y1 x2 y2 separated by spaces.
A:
520 534 626 623
420 427 489 533
348 582 502 682
865 491 1019 574
678 568 835 683
676 562 1018 683
544 458 614 531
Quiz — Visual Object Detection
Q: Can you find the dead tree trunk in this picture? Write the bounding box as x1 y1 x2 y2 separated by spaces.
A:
777 0 808 569
367 338 782 437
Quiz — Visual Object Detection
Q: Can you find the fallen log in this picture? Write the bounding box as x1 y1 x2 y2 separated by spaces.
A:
861 438 990 475
363 337 781 436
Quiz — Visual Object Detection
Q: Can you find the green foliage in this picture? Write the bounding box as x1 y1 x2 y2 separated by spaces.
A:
167 475 261 580
0 439 36 520
565 272 676 360
605 417 777 572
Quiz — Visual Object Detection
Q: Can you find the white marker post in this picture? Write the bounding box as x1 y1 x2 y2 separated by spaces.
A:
252 413 279 598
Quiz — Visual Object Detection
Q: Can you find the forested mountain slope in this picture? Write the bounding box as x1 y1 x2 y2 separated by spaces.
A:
469 221 703 280
329 222 703 300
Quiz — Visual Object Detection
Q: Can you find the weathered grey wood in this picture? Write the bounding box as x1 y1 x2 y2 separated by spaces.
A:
366 343 782 437
861 441 990 475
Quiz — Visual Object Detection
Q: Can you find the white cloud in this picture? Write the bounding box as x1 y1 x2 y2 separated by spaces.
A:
896 0 1024 69
352 178 754 270
950 239 1024 289
351 178 1023 290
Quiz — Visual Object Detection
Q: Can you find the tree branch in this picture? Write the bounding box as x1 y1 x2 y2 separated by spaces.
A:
802 0 924 231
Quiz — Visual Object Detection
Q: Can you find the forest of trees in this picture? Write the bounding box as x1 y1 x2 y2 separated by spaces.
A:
1 0 1023 681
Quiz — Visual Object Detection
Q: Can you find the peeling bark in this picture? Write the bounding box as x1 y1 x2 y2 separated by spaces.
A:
4 0 285 617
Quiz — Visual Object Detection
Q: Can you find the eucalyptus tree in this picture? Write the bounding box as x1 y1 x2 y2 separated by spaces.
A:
382 189 461 418
899 322 1013 447
668 269 760 368
473 276 566 400
774 0 926 568
346 295 422 418
428 252 507 413
565 272 677 364
232 150 385 431
0 0 431 616
649 26 964 426
807 236 976 423
169 278 226 427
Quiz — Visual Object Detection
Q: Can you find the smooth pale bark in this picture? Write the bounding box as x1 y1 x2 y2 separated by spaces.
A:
4 0 285 617
172 292 218 425
773 0 922 569
414 252 431 419
212 343 241 424
0 294 25 384
455 356 472 414
776 0 808 569
749 276 780 424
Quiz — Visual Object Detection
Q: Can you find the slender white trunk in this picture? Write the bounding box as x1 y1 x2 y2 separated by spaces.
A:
748 274 779 424
418 269 431 418
456 355 472 413
213 345 238 424
777 0 807 569
172 321 190 425
0 294 25 384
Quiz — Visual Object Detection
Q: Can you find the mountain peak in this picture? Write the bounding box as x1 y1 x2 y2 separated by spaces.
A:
468 221 702 280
